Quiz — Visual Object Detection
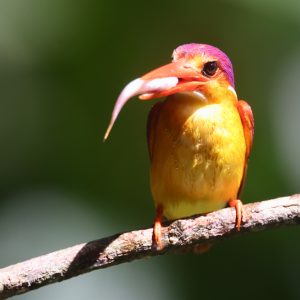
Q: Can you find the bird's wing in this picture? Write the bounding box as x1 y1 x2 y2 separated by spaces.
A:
236 100 254 197
147 102 163 161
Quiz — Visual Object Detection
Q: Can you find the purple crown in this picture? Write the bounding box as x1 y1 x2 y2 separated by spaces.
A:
172 43 235 88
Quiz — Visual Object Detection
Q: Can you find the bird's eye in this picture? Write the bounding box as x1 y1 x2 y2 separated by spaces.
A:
202 61 218 77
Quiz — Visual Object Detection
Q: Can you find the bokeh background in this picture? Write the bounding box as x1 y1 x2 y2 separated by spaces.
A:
0 0 300 299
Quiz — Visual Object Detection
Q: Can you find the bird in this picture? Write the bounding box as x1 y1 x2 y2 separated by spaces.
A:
104 43 254 250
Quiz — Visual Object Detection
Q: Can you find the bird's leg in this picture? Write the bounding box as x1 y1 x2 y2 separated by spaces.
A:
228 199 244 231
153 205 163 250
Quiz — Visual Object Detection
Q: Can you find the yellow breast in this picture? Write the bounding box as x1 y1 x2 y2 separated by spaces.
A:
150 92 246 220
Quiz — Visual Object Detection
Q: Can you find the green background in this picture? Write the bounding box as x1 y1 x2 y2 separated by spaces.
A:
0 0 300 299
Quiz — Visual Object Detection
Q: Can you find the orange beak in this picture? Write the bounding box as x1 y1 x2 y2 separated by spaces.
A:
104 58 205 141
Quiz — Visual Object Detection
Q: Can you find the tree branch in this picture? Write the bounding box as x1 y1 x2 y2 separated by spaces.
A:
0 195 300 299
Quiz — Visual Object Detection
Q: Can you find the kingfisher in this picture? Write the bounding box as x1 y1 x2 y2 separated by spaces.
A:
104 43 254 249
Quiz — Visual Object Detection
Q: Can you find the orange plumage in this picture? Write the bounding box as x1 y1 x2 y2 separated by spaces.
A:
104 43 254 249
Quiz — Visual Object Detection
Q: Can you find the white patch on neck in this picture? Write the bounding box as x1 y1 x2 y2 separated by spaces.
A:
227 85 237 98
180 91 207 102
193 91 207 101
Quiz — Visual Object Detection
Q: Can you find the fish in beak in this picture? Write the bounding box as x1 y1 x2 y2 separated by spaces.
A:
103 58 206 141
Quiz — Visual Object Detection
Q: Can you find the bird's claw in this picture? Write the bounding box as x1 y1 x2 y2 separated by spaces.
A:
228 199 244 231
153 205 163 250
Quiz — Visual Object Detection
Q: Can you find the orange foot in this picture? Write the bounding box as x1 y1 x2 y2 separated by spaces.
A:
153 205 163 250
228 199 244 231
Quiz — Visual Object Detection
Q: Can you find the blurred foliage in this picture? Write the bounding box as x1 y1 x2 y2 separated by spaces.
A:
0 0 300 299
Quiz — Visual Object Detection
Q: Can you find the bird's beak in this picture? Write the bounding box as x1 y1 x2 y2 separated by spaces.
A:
104 58 203 140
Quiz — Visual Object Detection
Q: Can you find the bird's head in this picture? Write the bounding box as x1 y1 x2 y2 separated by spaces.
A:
104 43 236 140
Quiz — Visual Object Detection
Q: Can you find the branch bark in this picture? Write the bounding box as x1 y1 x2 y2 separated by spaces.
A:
0 195 300 299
